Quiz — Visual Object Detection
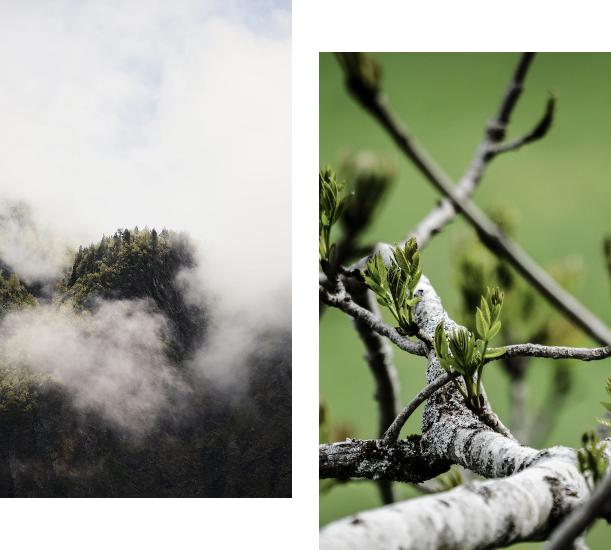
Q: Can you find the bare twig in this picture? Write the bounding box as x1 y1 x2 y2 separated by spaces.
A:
338 52 611 347
319 283 427 357
494 91 556 155
491 343 611 363
382 373 452 446
347 52 536 271
545 470 611 550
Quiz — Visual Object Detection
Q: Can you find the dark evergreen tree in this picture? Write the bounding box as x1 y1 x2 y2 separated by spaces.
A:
69 258 78 287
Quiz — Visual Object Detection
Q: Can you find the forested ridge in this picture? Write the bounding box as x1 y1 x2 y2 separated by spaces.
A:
0 221 291 498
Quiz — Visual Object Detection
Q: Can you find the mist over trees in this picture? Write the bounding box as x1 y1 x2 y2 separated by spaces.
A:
0 204 291 498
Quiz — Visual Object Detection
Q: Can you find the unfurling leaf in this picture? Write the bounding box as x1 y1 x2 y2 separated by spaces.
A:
486 320 501 341
480 296 491 325
410 250 420 279
392 244 410 274
408 269 422 292
484 347 506 359
475 308 489 340
365 277 387 298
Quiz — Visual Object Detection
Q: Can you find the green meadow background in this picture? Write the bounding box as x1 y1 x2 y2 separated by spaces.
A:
319 53 611 548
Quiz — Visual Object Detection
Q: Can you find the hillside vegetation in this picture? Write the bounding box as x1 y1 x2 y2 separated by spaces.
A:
0 222 291 498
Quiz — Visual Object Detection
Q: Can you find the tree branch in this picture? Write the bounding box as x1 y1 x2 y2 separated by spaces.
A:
381 373 451 446
319 283 427 357
320 452 589 550
494 91 556 155
319 437 450 483
492 343 611 363
347 52 536 270
320 274 596 549
339 52 611 348
545 469 611 550
349 282 402 503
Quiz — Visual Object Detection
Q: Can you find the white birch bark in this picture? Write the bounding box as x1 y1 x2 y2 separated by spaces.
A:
320 275 608 549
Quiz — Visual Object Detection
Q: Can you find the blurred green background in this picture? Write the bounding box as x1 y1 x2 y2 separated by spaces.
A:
319 53 611 548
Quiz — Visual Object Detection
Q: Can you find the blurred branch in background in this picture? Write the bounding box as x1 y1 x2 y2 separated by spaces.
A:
453 203 583 446
349 284 401 503
336 51 611 348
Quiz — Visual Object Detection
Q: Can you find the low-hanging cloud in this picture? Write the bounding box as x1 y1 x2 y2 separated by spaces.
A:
1 299 191 432
0 200 73 285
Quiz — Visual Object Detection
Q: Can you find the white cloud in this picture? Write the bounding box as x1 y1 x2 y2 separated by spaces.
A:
0 0 291 298
1 300 190 432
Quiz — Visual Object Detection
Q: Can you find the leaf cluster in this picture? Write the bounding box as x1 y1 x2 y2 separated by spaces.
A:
319 166 353 264
577 431 608 491
434 288 505 410
363 238 422 336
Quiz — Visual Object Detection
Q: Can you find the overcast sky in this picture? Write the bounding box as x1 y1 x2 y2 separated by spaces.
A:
0 0 291 299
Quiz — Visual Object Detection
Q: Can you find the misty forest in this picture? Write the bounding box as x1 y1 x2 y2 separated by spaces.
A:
0 203 291 497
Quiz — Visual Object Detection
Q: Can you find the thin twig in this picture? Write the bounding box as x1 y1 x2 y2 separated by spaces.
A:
339 52 611 347
382 373 452 446
319 284 427 357
490 343 611 363
493 91 556 155
347 52 537 271
544 471 611 550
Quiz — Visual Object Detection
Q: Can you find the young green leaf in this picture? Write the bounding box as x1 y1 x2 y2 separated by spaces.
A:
408 269 422 292
434 321 451 371
392 244 410 274
484 347 506 359
486 320 502 341
480 296 491 325
475 308 489 340
365 278 387 298
410 250 420 279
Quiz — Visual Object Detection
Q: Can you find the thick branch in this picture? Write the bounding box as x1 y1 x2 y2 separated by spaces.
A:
545 470 611 550
319 284 427 357
320 453 588 550
320 274 596 549
319 437 450 484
